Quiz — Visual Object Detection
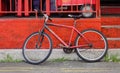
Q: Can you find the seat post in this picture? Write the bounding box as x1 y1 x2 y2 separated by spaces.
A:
73 18 77 27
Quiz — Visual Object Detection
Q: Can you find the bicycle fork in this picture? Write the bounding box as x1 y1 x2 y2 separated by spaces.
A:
35 27 45 49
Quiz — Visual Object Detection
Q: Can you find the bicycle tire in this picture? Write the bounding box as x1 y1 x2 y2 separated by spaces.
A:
22 32 52 64
75 29 108 62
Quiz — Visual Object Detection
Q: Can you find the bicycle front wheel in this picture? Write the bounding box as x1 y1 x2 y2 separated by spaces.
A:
22 32 52 64
75 29 108 62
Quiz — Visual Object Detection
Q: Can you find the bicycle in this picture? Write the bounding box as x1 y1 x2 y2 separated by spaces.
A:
22 11 108 65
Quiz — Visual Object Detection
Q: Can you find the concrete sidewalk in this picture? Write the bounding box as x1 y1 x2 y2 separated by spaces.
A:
0 49 120 61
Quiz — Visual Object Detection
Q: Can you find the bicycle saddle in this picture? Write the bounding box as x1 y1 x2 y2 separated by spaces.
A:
68 14 82 19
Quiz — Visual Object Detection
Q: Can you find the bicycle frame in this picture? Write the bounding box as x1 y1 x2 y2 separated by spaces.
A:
41 21 90 49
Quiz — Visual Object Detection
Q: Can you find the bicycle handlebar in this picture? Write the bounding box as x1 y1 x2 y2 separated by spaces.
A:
35 9 52 22
35 9 82 22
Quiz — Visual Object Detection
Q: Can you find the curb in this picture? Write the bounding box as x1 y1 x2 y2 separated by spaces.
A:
0 49 120 61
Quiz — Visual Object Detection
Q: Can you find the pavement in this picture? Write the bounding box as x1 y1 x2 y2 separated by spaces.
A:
0 61 120 73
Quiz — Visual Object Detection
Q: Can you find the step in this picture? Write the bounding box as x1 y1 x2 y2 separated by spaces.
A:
106 38 120 48
101 6 120 14
102 27 120 48
101 17 120 25
101 25 120 38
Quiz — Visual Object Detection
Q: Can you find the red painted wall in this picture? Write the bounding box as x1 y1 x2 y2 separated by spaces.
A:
0 18 101 49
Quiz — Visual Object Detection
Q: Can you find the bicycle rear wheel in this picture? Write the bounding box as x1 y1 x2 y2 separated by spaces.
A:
22 32 52 64
75 29 108 62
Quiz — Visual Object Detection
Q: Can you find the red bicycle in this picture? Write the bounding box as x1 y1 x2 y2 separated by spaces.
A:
22 12 108 65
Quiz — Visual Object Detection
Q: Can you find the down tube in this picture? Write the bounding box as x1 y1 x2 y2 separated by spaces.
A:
74 28 90 44
45 25 68 47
